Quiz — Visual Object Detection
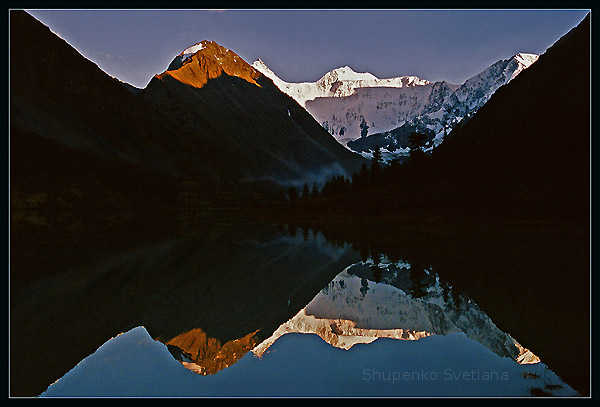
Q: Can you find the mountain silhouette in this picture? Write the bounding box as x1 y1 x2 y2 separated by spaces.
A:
10 10 364 215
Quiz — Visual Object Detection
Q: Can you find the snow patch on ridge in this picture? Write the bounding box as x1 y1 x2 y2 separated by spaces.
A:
182 42 206 57
320 66 379 83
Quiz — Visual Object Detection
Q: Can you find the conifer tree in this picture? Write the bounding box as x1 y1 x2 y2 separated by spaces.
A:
288 186 298 202
311 182 319 199
301 182 310 200
360 117 369 138
408 132 428 160
371 145 383 185
352 162 370 190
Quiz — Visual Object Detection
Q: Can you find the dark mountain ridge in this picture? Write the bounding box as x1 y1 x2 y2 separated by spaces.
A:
139 40 365 185
424 13 590 221
9 11 365 396
9 11 216 182
10 11 364 201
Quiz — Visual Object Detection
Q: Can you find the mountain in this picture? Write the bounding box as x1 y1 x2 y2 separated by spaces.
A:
288 14 589 225
419 14 590 221
350 53 539 157
253 54 538 156
138 40 365 187
252 60 438 142
10 13 245 182
10 10 212 234
10 11 364 212
253 60 429 109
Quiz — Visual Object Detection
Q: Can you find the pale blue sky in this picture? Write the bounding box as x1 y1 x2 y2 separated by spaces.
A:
25 9 589 88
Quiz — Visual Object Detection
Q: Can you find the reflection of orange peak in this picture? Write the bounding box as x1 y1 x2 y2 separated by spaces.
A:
158 327 261 375
156 40 262 88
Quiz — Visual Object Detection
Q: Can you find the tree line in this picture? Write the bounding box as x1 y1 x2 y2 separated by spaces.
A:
279 132 431 202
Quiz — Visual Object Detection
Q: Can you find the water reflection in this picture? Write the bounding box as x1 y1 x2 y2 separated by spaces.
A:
10 215 588 397
162 327 260 375
10 217 360 396
286 219 589 396
253 257 539 366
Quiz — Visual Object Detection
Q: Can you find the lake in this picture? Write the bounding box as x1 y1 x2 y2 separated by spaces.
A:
10 213 589 397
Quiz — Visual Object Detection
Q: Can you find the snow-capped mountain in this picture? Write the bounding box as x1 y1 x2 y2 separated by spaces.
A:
253 54 538 154
253 60 437 141
253 60 429 109
422 52 540 148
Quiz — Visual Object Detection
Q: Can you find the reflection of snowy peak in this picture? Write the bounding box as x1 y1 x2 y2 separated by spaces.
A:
251 307 431 356
253 54 538 152
253 259 539 366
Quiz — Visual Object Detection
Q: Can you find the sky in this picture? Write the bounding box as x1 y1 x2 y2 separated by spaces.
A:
25 9 589 89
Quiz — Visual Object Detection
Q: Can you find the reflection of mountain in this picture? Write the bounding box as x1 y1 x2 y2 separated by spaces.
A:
162 328 261 375
253 259 539 366
10 219 361 396
293 214 590 395
19 219 577 397
38 245 573 397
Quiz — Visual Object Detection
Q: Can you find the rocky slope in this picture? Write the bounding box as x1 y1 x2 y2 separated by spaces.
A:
160 327 261 375
350 53 540 159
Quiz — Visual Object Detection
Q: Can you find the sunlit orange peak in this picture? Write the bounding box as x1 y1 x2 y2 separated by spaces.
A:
157 40 262 88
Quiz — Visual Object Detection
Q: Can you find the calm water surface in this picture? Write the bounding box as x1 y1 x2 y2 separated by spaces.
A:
10 216 589 397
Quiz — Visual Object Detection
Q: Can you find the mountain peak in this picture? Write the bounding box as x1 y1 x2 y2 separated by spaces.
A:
180 41 207 57
319 66 379 84
180 40 231 59
504 53 539 82
512 53 539 68
159 40 261 89
251 59 278 80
